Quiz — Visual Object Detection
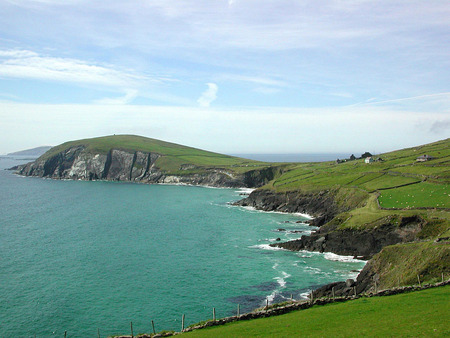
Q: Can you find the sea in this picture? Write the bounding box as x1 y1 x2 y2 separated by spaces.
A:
0 156 366 337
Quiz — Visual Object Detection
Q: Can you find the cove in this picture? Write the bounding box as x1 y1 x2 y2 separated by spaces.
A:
0 157 365 337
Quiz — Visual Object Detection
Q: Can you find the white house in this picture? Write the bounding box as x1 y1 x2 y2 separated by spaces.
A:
365 157 374 164
416 154 435 162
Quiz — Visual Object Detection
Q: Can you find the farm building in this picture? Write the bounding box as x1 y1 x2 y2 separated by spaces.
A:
416 154 435 162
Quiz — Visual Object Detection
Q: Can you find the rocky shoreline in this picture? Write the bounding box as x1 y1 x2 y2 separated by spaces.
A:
234 189 429 296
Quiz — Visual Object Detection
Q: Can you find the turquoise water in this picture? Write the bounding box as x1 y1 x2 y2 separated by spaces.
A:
0 157 365 337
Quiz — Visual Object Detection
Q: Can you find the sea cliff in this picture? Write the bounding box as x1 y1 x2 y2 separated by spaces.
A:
13 145 277 188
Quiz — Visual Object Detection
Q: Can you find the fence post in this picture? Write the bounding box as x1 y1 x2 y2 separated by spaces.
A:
213 307 216 322
130 321 133 338
97 328 100 338
374 281 378 294
266 298 269 310
182 314 185 332
442 272 444 283
332 286 335 300
417 275 421 287
152 320 156 334
310 292 314 305
353 286 357 297
64 331 67 338
237 304 240 317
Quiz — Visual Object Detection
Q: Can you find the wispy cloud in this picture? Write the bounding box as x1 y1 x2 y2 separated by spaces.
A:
0 49 148 87
197 83 218 107
359 92 450 106
220 74 287 87
94 89 139 105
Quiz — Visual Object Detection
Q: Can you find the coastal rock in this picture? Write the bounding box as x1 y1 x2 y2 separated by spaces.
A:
271 216 424 260
233 189 339 223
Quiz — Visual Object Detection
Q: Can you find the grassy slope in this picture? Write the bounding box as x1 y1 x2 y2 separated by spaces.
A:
370 242 450 289
38 134 272 175
184 286 450 337
265 138 449 223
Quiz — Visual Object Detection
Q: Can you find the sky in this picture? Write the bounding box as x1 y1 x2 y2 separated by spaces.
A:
0 0 449 155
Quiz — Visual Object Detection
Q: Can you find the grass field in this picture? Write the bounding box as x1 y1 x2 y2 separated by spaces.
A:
183 286 450 337
379 182 449 209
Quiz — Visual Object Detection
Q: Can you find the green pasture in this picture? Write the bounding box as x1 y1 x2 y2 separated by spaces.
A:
183 286 450 337
379 182 449 209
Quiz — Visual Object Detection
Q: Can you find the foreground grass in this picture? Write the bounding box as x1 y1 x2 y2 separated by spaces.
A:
184 286 450 337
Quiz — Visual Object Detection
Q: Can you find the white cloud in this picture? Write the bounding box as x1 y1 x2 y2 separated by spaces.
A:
94 89 139 105
197 83 218 107
220 74 287 87
0 49 148 87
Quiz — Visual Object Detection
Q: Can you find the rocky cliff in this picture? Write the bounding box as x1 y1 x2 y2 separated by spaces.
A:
14 145 274 188
272 215 425 260
234 188 363 226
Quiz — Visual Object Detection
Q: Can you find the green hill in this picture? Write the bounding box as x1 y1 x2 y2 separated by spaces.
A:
38 134 269 175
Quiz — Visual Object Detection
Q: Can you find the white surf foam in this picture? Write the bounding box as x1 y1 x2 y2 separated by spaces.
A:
238 205 313 219
300 291 311 299
235 188 255 195
323 252 367 263
249 244 286 251
274 271 291 288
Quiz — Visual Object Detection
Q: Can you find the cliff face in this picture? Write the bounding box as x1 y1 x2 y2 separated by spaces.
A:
234 189 344 226
15 146 270 188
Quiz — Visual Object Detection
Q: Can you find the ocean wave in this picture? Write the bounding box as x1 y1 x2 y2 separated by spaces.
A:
323 252 367 263
305 266 322 274
300 291 311 299
235 188 255 195
274 271 291 288
239 205 312 219
249 244 286 251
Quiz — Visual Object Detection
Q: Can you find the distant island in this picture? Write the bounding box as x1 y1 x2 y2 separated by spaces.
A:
7 146 52 157
11 134 449 301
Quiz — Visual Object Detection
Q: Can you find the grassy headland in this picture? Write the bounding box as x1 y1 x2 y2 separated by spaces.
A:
38 134 275 176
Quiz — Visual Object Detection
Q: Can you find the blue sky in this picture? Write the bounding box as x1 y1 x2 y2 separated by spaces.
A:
0 0 449 155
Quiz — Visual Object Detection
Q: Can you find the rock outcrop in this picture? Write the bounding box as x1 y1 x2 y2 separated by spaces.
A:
272 216 425 260
233 189 341 226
